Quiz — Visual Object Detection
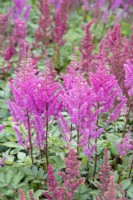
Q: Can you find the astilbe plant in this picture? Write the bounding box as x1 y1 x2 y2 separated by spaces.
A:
18 188 27 200
52 0 69 47
43 149 84 200
18 189 35 200
103 175 128 200
97 149 128 200
8 45 39 164
0 11 13 72
117 133 133 156
124 59 133 96
83 0 133 23
59 50 101 157
89 54 127 178
128 27 133 59
80 20 96 75
8 45 62 167
28 191 35 200
123 59 133 135
103 24 129 97
3 17 27 64
89 64 127 123
103 175 117 200
96 149 111 199
92 31 128 121
34 0 52 51
12 0 31 20
1 0 29 72
0 12 10 54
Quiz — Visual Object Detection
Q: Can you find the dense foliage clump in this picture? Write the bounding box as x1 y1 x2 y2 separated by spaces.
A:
0 0 132 199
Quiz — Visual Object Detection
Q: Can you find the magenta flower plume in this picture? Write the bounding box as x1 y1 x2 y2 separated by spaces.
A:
35 0 52 48
103 175 117 200
58 149 84 199
59 50 103 156
3 39 16 61
103 24 129 97
80 20 96 74
52 0 69 46
2 7 28 72
12 0 31 20
83 0 89 10
0 11 11 54
44 149 84 200
8 45 40 151
13 18 27 41
97 149 111 198
47 164 58 191
8 45 62 166
124 59 133 96
89 62 127 123
18 188 26 200
117 133 133 156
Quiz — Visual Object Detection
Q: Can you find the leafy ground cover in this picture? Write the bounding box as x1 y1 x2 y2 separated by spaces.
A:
0 0 133 199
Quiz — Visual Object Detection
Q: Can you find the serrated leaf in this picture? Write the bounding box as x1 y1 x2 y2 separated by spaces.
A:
11 172 24 189
110 143 118 155
113 171 119 183
38 168 44 179
5 170 14 185
122 179 131 190
32 165 38 177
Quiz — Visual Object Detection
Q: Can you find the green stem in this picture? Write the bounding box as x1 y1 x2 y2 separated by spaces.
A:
128 155 133 178
45 103 49 169
83 10 88 22
122 102 131 138
93 138 97 180
114 101 131 170
27 111 34 164
93 103 99 180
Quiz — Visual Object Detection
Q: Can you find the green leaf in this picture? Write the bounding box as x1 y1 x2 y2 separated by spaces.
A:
0 172 5 183
32 179 41 184
128 184 133 192
127 191 133 199
89 190 99 196
3 142 19 148
110 143 118 156
32 165 38 177
24 156 32 166
5 170 14 185
97 140 104 155
122 179 132 190
6 155 15 164
113 171 119 183
4 190 14 196
17 152 26 160
38 168 44 179
34 189 44 198
11 172 24 189
0 182 7 187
